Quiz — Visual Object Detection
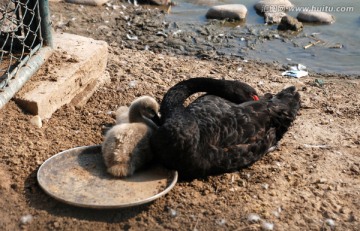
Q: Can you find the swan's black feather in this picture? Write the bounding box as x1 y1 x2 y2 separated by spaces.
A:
151 78 300 179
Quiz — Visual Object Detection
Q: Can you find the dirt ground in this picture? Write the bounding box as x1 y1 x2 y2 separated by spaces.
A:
0 1 359 230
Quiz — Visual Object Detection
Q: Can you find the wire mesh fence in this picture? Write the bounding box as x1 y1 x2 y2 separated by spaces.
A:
0 0 52 108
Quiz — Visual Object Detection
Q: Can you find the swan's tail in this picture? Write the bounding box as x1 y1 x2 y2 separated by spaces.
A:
268 86 301 141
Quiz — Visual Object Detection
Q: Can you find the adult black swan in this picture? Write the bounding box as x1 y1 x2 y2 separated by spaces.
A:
150 78 301 179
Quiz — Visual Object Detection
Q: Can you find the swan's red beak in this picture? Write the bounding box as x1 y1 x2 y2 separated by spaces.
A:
252 95 259 101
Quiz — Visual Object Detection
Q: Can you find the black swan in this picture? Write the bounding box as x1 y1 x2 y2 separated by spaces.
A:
150 78 301 179
102 96 159 177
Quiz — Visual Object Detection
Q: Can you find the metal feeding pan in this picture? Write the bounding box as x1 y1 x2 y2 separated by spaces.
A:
37 145 178 209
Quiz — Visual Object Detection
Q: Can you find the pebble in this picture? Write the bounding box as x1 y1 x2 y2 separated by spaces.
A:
30 115 42 128
247 213 261 222
20 214 33 225
206 4 248 21
216 218 226 226
325 218 335 227
278 15 303 31
261 221 274 230
297 11 335 24
169 208 177 217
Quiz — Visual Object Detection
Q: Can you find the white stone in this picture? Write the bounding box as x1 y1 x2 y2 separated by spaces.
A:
255 0 293 13
261 221 274 230
30 115 42 128
206 4 248 21
247 213 261 222
297 11 335 24
20 214 34 225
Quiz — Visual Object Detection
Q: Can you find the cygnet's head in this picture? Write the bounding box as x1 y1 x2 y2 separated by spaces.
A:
129 96 160 125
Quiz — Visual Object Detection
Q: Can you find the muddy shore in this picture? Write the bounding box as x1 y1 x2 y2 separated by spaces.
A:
0 1 359 230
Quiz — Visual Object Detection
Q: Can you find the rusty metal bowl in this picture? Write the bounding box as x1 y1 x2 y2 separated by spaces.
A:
37 145 178 209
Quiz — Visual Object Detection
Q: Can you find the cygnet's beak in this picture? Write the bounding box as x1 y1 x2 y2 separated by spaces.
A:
150 112 161 126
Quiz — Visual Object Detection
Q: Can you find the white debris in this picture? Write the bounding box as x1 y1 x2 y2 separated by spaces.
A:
126 34 138 40
128 80 137 88
261 221 274 230
172 30 182 36
261 183 269 190
20 214 33 225
216 218 226 226
247 213 261 222
325 218 335 227
281 70 308 78
169 208 177 217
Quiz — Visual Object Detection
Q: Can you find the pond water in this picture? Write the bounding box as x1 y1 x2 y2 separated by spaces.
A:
165 0 360 75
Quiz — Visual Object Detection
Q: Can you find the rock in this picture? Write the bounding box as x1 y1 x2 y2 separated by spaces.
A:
247 213 261 222
255 0 293 13
297 11 335 24
20 214 33 225
278 15 303 31
264 11 286 24
30 115 42 128
206 4 248 21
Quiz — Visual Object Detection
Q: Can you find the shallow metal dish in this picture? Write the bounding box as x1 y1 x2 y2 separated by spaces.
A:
37 145 178 209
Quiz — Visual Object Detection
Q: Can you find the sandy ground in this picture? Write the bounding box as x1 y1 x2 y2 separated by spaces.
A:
0 1 359 230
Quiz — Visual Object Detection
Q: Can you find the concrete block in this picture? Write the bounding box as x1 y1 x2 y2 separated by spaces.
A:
65 0 110 6
14 32 109 119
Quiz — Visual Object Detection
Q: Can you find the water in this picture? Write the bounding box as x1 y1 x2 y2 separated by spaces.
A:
165 0 360 75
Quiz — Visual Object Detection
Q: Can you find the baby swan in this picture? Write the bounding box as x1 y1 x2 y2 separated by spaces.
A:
102 96 160 177
115 106 129 124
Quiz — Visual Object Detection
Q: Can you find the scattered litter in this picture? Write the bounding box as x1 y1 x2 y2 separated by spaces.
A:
261 183 269 190
126 34 138 40
172 30 182 36
156 31 168 37
128 80 137 88
325 218 335 227
303 144 330 149
315 79 324 87
289 63 306 71
261 221 274 230
169 208 177 217
329 43 343 49
20 214 33 225
216 218 226 226
282 70 308 78
304 40 321 49
240 37 245 41
237 67 243 72
243 59 248 63
144 45 150 51
247 213 261 222
272 207 282 218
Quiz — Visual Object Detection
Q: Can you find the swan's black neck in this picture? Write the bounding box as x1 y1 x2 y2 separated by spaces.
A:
160 78 254 121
